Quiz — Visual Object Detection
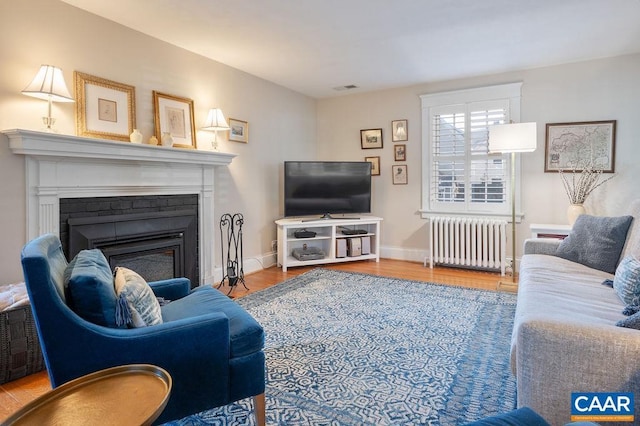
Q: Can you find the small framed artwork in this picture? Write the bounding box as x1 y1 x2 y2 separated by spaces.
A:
392 165 408 185
544 120 616 172
360 128 383 149
394 144 406 161
229 118 248 143
153 91 196 148
365 156 380 176
392 119 408 142
74 71 136 141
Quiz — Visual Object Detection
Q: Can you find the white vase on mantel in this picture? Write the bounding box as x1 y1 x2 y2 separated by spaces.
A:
129 129 143 143
567 204 586 226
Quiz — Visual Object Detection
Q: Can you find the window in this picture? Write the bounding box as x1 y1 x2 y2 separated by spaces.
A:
420 83 522 217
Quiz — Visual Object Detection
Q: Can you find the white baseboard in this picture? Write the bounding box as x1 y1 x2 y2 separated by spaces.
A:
379 246 429 263
207 252 278 284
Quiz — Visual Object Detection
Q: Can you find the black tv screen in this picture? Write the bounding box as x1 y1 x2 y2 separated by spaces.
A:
284 161 372 218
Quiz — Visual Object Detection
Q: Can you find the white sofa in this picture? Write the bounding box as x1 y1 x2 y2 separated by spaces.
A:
510 200 640 425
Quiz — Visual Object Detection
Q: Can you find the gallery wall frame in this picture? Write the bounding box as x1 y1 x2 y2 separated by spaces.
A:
391 119 408 142
360 128 383 149
544 120 616 173
74 71 136 142
394 144 406 161
365 156 380 176
153 91 196 148
392 165 408 185
229 118 249 143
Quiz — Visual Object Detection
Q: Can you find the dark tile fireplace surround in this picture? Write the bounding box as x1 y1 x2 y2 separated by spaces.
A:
59 195 199 288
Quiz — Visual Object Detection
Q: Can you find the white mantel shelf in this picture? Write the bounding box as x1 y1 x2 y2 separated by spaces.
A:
3 128 236 286
3 129 236 166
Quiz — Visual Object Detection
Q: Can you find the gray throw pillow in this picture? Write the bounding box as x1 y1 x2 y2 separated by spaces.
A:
555 214 633 274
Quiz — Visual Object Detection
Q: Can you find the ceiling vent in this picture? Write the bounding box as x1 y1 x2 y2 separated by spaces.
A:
333 84 359 91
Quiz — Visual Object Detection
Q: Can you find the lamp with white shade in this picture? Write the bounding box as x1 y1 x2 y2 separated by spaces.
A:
488 122 537 285
21 65 74 132
202 108 229 151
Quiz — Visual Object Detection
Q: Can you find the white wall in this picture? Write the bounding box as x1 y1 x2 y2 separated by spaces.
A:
317 53 640 264
0 0 317 282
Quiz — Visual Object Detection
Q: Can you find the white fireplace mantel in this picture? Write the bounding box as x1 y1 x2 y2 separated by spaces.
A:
3 128 236 285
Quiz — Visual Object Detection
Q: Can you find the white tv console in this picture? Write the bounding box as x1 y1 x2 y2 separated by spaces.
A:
275 216 382 271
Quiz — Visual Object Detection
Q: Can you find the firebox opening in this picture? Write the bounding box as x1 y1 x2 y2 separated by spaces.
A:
60 195 199 288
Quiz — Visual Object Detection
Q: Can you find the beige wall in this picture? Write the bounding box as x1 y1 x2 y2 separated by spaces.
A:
0 0 317 282
317 53 640 263
2 1 638 282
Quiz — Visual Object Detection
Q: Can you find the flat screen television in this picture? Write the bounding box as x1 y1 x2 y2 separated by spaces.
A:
284 161 372 218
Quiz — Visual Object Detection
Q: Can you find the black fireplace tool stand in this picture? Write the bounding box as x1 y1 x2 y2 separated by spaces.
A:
217 213 247 296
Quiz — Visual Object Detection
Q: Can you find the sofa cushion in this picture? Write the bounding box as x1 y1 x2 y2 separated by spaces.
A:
555 214 633 274
64 249 120 328
114 267 162 328
613 255 640 307
161 286 264 358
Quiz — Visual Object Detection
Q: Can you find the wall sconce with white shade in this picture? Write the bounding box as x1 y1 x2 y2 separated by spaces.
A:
201 108 229 151
488 122 537 285
21 65 74 132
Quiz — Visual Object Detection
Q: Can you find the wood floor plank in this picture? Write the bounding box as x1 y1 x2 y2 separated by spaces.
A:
0 260 512 421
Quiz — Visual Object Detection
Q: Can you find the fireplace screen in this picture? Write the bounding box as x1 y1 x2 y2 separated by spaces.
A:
100 235 184 283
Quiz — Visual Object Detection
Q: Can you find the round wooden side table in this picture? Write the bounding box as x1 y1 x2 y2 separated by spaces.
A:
1 364 171 426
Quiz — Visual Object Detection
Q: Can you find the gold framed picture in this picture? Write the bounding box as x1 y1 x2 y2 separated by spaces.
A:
365 156 380 176
229 118 248 143
153 91 196 148
74 72 136 141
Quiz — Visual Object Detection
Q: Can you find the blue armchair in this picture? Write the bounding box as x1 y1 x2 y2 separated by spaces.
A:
20 234 266 425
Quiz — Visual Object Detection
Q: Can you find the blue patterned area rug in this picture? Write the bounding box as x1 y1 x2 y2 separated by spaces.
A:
165 268 517 425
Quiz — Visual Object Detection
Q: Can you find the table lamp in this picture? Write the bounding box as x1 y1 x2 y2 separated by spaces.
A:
21 65 74 131
202 108 229 151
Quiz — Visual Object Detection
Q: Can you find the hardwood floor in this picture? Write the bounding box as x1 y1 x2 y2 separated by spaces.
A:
0 259 513 421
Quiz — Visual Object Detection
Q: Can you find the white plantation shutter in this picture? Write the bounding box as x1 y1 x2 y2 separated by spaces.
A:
421 83 522 216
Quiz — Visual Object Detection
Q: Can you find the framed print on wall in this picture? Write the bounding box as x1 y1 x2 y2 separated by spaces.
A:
392 165 408 185
229 118 248 143
153 91 196 148
74 71 136 141
544 120 616 172
391 119 408 142
360 128 383 149
394 144 406 161
365 156 380 176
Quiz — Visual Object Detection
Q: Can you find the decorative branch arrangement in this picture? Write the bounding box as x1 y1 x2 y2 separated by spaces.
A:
559 166 615 204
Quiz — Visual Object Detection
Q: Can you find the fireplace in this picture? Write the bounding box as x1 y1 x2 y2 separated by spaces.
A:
59 195 199 287
5 129 236 286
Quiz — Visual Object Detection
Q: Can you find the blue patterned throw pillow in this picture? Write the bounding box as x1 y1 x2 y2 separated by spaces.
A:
617 310 640 330
613 255 640 307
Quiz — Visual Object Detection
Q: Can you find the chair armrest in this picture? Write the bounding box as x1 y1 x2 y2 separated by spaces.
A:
50 311 231 388
149 278 190 300
523 238 561 256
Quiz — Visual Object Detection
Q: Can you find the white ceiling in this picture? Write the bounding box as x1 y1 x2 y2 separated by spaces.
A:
61 0 640 99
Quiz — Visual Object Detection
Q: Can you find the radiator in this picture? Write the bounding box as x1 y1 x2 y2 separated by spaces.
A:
428 216 507 276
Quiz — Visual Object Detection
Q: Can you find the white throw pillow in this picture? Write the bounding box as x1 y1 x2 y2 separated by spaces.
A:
114 267 162 327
